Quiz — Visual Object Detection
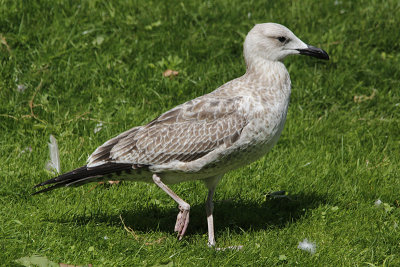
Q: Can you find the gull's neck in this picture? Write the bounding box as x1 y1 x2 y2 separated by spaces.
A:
245 56 285 76
244 57 291 97
211 56 291 101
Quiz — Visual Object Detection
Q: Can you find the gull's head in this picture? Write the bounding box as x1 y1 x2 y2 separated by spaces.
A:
244 23 329 64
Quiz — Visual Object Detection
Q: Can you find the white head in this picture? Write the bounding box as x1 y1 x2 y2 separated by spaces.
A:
244 23 329 66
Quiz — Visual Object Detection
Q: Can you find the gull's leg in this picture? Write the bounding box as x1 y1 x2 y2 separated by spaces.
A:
206 186 216 246
152 174 190 239
203 175 223 247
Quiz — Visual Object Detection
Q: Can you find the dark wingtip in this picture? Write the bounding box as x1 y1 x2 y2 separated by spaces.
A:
32 163 136 195
32 183 65 195
32 165 89 195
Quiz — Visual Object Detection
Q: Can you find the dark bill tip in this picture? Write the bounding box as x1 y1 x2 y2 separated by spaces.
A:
297 45 329 60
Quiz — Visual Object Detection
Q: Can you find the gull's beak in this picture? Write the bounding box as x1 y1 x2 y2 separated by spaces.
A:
297 45 329 60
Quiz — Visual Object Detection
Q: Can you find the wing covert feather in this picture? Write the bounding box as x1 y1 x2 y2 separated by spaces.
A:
91 96 248 166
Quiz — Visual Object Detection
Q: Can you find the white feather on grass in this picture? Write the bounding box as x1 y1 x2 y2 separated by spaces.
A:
45 135 60 174
215 245 243 251
20 146 32 154
374 199 382 206
94 122 103 133
17 84 27 93
297 238 316 254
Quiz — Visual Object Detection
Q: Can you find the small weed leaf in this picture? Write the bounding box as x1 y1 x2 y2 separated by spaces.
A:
278 254 287 261
149 262 173 267
331 206 339 212
15 255 58 267
92 36 105 46
145 20 162 30
12 219 23 226
157 55 183 70
383 203 394 213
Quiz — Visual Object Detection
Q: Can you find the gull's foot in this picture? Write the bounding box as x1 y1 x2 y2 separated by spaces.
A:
174 204 190 240
208 240 216 247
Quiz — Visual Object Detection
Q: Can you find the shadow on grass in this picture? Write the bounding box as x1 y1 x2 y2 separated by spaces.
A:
52 191 326 235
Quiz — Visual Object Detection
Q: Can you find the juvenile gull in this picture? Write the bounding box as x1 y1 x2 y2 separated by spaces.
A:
33 23 329 246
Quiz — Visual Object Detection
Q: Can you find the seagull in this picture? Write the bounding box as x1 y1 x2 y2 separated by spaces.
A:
33 23 329 246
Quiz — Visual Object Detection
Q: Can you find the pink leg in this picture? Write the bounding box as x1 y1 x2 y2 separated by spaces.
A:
206 186 216 246
203 175 222 247
152 174 190 240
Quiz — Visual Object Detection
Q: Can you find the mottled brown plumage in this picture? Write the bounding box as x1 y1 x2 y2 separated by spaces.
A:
89 97 247 167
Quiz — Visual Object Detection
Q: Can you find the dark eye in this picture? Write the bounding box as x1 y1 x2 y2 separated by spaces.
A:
277 36 287 43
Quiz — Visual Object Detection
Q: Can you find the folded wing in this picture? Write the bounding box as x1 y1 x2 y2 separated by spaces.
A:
88 96 248 167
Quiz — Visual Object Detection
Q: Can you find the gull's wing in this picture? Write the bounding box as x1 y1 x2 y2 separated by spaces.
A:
88 96 248 167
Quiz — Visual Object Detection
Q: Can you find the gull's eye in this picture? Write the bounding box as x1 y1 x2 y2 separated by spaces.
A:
277 36 287 43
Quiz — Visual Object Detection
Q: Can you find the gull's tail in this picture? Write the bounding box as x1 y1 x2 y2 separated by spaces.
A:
32 163 134 195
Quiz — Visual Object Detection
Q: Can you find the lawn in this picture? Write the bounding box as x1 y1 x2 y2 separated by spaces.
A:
1 0 399 266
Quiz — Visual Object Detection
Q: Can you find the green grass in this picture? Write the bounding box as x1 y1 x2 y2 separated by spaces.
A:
1 0 400 266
